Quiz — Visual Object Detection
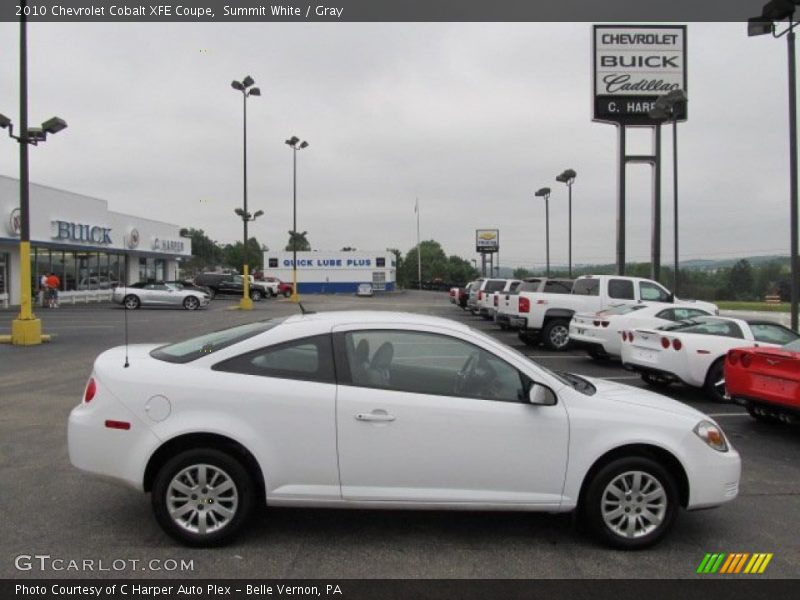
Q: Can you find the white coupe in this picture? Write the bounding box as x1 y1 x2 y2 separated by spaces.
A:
570 304 714 360
69 311 740 549
621 316 799 401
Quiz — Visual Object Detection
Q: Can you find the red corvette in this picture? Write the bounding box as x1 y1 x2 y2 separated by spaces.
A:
726 339 800 424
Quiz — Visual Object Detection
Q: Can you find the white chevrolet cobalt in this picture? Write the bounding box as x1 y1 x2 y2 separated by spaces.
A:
68 311 740 549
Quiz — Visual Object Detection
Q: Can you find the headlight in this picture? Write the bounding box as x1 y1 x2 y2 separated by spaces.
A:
694 420 728 452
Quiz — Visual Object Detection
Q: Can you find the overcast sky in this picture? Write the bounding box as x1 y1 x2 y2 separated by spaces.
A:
0 22 794 269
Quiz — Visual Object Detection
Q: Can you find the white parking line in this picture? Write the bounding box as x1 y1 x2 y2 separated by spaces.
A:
598 375 641 381
706 413 749 417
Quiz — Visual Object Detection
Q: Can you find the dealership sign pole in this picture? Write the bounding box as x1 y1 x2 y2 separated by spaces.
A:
593 25 687 278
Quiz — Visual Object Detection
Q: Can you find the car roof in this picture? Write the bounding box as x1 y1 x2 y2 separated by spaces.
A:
282 310 472 332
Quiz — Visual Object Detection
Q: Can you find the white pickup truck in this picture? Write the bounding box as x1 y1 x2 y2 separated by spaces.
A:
514 274 719 351
496 277 573 329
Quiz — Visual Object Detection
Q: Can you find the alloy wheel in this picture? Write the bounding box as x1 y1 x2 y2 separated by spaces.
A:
601 470 667 539
166 464 239 535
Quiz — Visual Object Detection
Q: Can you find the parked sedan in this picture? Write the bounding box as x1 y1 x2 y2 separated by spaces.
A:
68 311 739 549
570 303 714 360
726 339 800 423
621 316 799 401
112 282 210 310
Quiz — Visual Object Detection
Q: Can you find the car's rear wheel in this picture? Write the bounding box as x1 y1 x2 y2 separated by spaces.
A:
582 456 678 549
152 448 255 547
542 319 571 351
704 359 730 402
123 295 140 310
207 289 217 300
183 296 200 311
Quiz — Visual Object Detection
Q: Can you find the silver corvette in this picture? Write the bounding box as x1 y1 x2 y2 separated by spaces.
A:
112 282 211 310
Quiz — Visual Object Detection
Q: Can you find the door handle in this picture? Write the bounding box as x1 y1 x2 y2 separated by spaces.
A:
355 412 396 422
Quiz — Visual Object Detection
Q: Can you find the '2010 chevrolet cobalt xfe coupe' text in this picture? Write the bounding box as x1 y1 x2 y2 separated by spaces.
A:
68 311 740 548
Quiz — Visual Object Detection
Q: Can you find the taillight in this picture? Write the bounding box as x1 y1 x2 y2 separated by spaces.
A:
661 337 670 349
494 295 498 306
593 320 600 326
628 331 635 343
519 297 530 313
601 321 610 328
84 378 97 403
728 351 739 365
741 353 752 368
479 291 484 301
672 338 682 351
621 331 628 342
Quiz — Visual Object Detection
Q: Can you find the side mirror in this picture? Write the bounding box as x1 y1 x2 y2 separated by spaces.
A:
667 293 675 303
528 383 557 406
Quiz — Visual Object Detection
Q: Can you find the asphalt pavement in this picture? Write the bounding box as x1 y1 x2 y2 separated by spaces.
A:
0 291 798 579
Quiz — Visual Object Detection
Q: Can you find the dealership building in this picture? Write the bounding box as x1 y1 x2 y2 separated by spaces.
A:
263 251 396 293
0 175 192 306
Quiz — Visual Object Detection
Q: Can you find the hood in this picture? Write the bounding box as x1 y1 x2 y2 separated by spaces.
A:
583 376 708 421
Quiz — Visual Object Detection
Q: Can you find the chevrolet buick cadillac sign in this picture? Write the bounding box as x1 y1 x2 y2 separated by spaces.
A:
593 25 687 125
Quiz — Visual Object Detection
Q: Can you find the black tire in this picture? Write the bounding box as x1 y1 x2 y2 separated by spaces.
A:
152 448 256 547
183 296 200 311
582 456 679 550
517 330 538 347
542 319 571 351
207 288 217 300
642 372 671 388
746 404 781 424
282 290 291 298
704 359 730 402
249 290 263 302
588 348 608 360
123 294 140 310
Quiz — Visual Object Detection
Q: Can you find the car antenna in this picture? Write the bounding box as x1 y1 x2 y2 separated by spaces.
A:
298 302 315 315
123 257 130 368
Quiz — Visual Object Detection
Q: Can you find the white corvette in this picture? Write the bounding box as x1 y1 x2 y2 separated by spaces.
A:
69 311 740 549
621 316 799 401
570 304 714 360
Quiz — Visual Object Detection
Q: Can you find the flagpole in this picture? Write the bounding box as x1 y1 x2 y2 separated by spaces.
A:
416 197 421 290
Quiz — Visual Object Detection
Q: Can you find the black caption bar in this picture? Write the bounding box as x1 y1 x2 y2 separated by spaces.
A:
3 580 796 600
0 0 767 22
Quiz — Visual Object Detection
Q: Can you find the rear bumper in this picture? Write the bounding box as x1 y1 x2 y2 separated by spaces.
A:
623 362 684 384
509 316 528 329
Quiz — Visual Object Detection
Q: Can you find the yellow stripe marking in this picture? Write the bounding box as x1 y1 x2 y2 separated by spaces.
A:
758 554 773 574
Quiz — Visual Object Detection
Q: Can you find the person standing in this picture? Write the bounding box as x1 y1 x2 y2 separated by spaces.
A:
46 272 61 308
39 273 48 308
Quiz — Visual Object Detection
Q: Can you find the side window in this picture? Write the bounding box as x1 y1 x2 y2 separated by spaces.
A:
608 279 635 300
672 308 709 321
750 324 798 345
212 334 336 383
342 330 528 403
655 309 675 321
544 280 572 294
376 257 386 267
509 282 520 292
572 279 599 296
640 281 672 302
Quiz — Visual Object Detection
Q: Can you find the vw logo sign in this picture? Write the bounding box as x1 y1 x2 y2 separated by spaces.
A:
8 208 21 236
127 228 140 249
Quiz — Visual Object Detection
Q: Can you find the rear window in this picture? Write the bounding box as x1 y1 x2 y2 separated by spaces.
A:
603 304 646 316
151 319 286 363
517 280 542 293
665 318 744 339
484 280 506 293
572 279 599 296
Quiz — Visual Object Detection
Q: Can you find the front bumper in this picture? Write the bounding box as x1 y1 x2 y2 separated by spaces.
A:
685 442 741 510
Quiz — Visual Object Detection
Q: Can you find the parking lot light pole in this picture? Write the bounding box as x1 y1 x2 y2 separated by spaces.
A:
231 75 260 310
748 0 798 331
535 187 552 277
649 89 687 297
555 169 577 277
285 136 309 303
0 6 67 345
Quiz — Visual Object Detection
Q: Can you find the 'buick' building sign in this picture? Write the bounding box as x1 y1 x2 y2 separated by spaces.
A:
593 25 687 125
52 220 112 245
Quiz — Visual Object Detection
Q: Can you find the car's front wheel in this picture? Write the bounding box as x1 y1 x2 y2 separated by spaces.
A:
123 295 140 310
183 296 200 311
152 448 256 547
582 456 678 549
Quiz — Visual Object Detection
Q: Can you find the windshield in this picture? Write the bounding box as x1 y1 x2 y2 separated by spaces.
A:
150 319 286 363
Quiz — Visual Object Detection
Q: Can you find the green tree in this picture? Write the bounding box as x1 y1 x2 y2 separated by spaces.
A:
727 259 754 300
387 248 403 273
397 241 477 287
286 230 311 251
513 267 531 279
222 237 264 272
179 228 224 273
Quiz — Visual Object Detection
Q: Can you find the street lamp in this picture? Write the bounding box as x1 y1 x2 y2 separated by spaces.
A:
748 0 799 331
555 168 577 277
285 135 309 303
231 74 260 310
649 89 687 296
535 187 552 276
0 3 68 346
